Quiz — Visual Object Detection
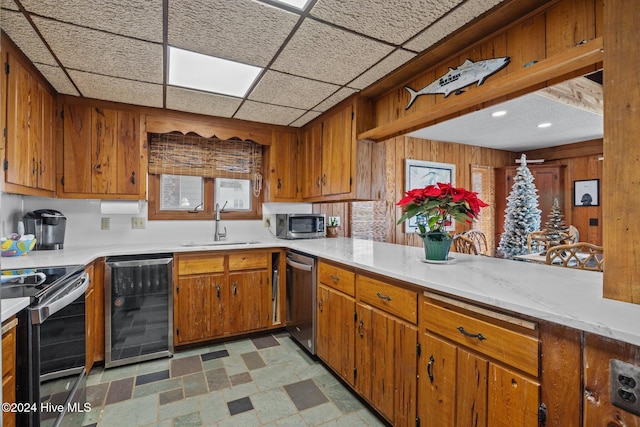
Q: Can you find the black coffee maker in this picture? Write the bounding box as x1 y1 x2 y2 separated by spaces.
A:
23 209 67 250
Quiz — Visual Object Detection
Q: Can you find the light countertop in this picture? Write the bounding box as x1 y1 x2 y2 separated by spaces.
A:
1 297 30 322
2 237 638 347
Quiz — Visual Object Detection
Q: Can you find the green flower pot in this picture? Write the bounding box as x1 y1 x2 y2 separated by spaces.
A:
422 232 452 261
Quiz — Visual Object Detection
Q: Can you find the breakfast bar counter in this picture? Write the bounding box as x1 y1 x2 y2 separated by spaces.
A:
3 237 637 347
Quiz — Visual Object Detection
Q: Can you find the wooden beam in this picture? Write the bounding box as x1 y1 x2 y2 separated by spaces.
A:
357 37 603 142
534 76 603 116
524 139 603 161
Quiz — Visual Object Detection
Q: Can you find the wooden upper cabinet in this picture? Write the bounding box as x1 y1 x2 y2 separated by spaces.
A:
3 48 55 196
268 129 299 201
300 97 383 202
59 100 143 199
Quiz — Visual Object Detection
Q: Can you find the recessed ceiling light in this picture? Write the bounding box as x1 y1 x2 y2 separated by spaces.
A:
492 110 507 117
272 0 311 10
538 122 552 128
168 46 262 98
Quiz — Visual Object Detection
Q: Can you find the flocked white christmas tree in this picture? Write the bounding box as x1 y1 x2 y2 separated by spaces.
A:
497 154 542 259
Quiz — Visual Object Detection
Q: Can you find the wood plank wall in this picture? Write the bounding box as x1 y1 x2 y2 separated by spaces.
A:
525 139 604 246
370 0 603 133
315 137 515 246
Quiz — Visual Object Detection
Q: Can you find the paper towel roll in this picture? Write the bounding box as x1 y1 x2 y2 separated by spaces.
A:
100 201 141 215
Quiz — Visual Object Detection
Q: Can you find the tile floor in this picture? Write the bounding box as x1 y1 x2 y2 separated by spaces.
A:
81 332 388 426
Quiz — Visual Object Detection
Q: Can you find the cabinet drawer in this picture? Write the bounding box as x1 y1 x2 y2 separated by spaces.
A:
357 275 417 324
178 254 225 275
318 261 355 296
229 252 268 271
422 300 539 376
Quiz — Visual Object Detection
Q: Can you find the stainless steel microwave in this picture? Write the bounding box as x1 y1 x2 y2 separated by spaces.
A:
276 214 326 239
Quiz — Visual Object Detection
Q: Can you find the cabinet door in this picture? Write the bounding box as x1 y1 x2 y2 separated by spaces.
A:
92 107 118 194
37 83 55 191
175 274 224 344
229 270 271 332
355 303 418 424
316 284 355 386
487 363 540 427
5 52 34 188
301 123 323 199
116 110 140 195
270 130 299 201
62 103 93 193
419 333 457 427
321 105 352 196
457 347 488 427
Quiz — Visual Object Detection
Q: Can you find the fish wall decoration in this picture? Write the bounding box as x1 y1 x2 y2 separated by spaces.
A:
404 57 510 109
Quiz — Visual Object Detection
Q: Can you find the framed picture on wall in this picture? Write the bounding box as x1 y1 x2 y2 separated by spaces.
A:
404 159 456 233
573 179 599 206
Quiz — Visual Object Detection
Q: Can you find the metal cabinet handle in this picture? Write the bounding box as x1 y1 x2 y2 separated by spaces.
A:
427 355 435 383
357 319 364 337
215 284 220 298
130 171 136 184
376 292 392 301
457 326 486 341
321 174 327 186
277 178 282 189
317 176 321 188
330 274 340 282
40 159 45 175
318 298 323 313
232 282 237 296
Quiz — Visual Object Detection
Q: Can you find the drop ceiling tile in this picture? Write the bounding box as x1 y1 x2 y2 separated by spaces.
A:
166 86 242 118
348 49 416 90
403 0 504 52
68 70 163 107
234 101 305 126
311 0 464 45
34 63 80 96
290 110 322 127
271 19 394 85
2 10 58 66
32 16 163 83
19 0 163 42
168 0 299 67
1 0 18 11
314 87 359 112
248 71 340 110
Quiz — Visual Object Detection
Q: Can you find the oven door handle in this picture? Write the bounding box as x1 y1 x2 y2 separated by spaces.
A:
31 272 89 324
286 257 313 272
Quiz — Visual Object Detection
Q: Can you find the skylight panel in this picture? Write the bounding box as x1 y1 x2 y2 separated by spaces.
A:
168 46 262 98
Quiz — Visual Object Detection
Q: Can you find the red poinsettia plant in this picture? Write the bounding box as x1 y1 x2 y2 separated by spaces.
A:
397 182 489 237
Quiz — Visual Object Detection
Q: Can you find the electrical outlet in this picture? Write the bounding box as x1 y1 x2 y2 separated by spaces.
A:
610 359 640 416
101 217 110 230
131 217 146 229
264 217 271 228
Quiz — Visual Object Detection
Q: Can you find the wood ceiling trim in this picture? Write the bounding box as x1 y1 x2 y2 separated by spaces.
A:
358 37 603 142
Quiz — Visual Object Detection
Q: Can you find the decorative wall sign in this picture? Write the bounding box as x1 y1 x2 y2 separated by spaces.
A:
404 57 510 109
574 179 599 206
404 159 456 233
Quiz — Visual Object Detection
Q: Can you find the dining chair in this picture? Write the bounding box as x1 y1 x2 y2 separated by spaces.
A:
545 242 604 271
527 231 549 253
452 234 478 255
462 230 488 255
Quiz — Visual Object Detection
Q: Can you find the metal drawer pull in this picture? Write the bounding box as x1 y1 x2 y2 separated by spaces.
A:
232 282 237 296
318 298 323 313
330 274 340 282
357 319 364 337
457 326 486 341
427 355 435 383
215 285 220 298
376 292 392 301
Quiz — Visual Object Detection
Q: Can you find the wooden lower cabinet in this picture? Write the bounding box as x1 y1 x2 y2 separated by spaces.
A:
316 283 355 386
418 294 540 427
2 316 18 427
355 302 417 425
174 250 276 346
85 259 105 373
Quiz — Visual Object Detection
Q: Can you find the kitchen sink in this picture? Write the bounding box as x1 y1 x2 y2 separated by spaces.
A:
181 240 262 247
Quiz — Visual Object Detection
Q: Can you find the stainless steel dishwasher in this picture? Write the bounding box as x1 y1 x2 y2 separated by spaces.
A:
105 254 174 368
285 250 317 355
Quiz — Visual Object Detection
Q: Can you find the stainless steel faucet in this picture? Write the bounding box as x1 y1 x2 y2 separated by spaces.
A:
214 201 227 241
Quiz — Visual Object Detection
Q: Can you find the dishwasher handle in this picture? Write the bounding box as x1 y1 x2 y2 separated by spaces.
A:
286 257 313 272
31 272 90 324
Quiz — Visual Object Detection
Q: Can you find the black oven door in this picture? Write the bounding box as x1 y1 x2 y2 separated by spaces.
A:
18 272 89 427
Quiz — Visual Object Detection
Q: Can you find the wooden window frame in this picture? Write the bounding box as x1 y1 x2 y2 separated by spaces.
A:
148 174 262 220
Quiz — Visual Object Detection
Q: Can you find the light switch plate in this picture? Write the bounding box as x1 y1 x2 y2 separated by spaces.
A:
131 217 146 229
101 217 110 230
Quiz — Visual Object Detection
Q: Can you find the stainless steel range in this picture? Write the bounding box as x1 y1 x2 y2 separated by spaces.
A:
2 265 89 427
